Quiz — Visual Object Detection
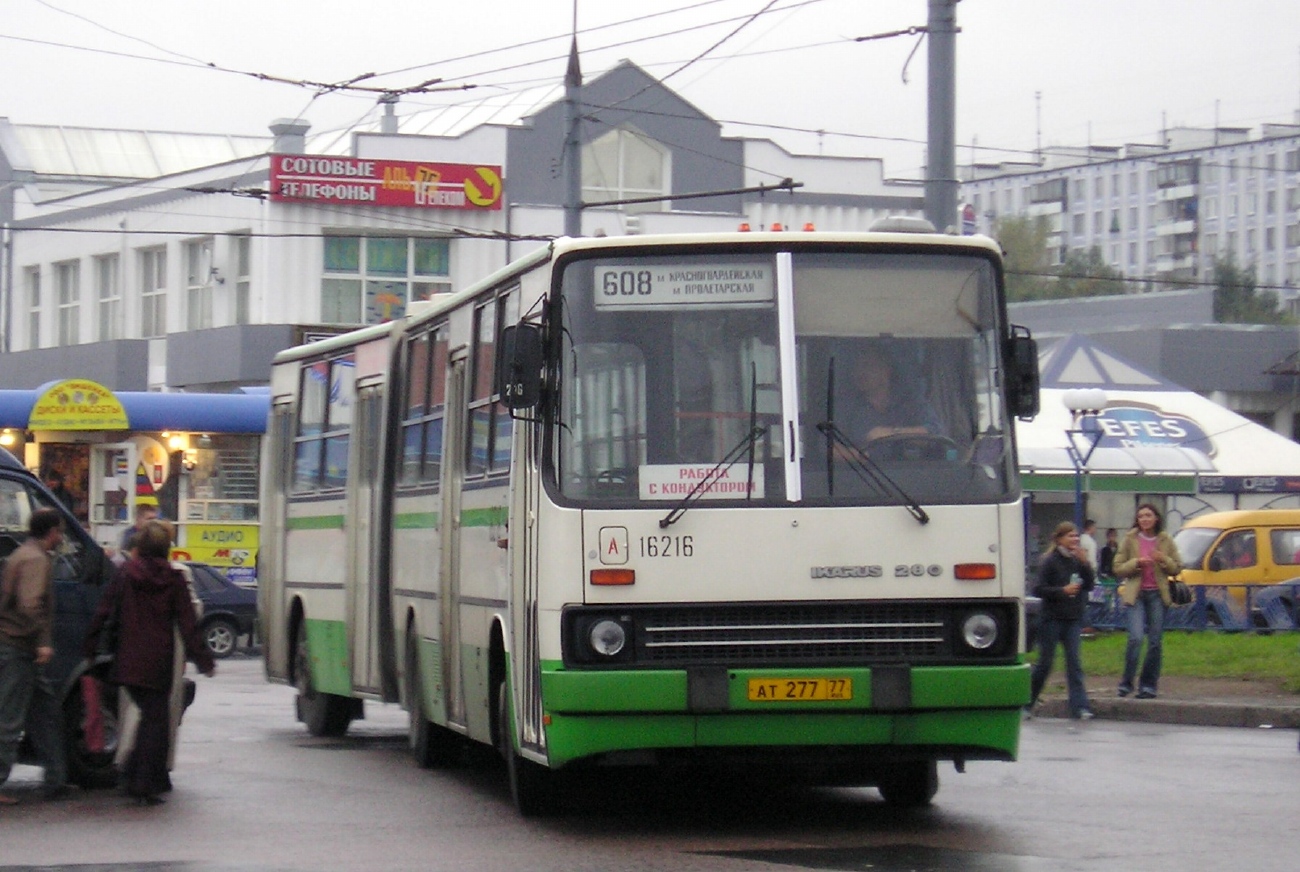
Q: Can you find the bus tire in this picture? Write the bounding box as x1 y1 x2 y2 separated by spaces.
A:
295 625 351 737
876 760 939 808
62 677 119 789
407 628 456 767
496 678 552 816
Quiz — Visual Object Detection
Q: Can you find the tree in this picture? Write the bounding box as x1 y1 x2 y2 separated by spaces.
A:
1055 247 1126 298
1212 255 1292 324
994 215 1052 302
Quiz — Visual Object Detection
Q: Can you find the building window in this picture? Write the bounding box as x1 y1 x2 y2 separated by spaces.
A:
1072 213 1085 236
1092 211 1103 234
1073 179 1085 203
582 126 670 213
233 233 252 325
1267 190 1277 214
95 255 120 341
322 236 451 325
55 260 80 346
25 268 40 349
1266 227 1276 252
140 247 167 338
186 238 214 330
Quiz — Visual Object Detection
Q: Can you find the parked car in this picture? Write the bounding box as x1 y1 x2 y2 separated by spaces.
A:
185 562 257 658
0 448 119 788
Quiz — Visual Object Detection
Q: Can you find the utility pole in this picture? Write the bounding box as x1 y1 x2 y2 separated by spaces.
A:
924 0 958 232
563 31 583 238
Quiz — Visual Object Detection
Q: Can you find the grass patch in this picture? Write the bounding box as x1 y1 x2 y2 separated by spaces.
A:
1030 630 1300 693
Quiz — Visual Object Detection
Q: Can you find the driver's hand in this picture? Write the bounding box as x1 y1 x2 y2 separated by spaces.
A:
35 645 53 665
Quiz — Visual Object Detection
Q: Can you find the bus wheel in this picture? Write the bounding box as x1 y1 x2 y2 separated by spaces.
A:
294 626 352 737
406 628 456 767
62 677 119 789
876 760 939 808
496 679 552 816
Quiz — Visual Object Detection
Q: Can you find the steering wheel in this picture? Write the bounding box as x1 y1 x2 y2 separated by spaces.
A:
866 433 959 462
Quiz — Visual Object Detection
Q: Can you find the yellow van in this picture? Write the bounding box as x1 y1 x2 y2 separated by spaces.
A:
1172 509 1300 589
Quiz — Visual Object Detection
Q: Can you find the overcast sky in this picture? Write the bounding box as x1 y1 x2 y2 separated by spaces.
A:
3 0 1299 179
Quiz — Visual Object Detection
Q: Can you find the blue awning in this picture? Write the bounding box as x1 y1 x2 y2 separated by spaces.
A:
0 390 268 434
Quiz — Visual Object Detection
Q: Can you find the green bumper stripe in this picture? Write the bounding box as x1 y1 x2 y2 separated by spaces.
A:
541 663 1031 713
542 709 1023 768
538 664 1030 767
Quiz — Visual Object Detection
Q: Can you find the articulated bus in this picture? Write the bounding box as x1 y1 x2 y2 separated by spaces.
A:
259 227 1041 813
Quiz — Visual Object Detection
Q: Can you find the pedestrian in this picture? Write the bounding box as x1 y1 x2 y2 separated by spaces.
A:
83 520 214 805
42 469 75 514
1028 521 1096 720
1112 504 1182 700
0 507 69 804
113 521 203 778
1079 519 1099 570
1098 527 1119 579
119 502 159 552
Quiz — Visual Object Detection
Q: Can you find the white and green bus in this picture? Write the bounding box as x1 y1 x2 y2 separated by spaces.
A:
259 227 1041 813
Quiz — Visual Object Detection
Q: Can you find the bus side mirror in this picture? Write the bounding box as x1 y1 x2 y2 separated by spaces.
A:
496 324 543 410
1006 327 1040 420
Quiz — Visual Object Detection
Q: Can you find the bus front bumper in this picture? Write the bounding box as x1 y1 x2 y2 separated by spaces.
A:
538 662 1030 768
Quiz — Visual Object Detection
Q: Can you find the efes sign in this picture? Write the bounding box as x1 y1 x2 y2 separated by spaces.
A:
1091 405 1214 456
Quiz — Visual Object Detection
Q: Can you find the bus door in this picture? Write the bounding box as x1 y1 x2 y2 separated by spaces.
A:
89 442 136 551
347 385 385 696
439 353 469 727
262 403 293 681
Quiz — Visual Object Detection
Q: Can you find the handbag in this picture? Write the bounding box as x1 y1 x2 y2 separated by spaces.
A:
1168 578 1193 606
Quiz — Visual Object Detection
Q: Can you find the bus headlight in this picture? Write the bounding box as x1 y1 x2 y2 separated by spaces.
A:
589 619 627 657
960 612 999 650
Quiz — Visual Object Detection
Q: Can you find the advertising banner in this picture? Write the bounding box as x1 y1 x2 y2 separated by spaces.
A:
270 155 503 210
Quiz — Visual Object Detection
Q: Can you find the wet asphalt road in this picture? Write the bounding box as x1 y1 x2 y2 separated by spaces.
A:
2 657 1296 872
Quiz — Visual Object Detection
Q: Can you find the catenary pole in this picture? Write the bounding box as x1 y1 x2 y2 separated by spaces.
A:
925 0 958 232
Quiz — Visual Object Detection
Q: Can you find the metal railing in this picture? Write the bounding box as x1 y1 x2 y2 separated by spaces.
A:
1081 581 1300 632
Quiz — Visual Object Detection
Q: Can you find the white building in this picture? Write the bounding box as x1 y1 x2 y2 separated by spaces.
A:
0 62 924 393
960 121 1300 304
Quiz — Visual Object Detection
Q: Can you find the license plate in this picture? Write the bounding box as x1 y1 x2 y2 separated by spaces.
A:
746 677 853 702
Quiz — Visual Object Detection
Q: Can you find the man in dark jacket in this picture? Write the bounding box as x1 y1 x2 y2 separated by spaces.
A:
0 508 67 803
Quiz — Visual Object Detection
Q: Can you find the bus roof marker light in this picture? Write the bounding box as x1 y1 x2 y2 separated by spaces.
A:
590 568 635 586
738 222 751 232
770 222 784 232
803 223 815 231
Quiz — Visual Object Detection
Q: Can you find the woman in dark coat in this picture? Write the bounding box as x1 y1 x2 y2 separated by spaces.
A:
1027 521 1096 720
84 520 214 804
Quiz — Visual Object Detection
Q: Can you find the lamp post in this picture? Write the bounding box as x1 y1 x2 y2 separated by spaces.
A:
1063 388 1107 530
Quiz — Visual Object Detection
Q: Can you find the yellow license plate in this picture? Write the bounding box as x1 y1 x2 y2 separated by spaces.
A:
746 677 853 702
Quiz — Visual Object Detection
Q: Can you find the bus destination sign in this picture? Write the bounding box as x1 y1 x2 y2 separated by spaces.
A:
593 262 774 310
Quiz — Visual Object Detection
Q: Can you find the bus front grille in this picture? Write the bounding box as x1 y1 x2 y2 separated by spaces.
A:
637 603 946 664
562 600 1019 668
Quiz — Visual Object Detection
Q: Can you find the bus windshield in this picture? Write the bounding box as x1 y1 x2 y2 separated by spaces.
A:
553 248 1016 507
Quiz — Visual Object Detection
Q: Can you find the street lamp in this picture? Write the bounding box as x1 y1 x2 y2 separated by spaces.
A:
1063 388 1107 530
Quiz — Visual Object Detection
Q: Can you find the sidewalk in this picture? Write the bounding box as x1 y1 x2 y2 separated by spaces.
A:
1034 676 1300 729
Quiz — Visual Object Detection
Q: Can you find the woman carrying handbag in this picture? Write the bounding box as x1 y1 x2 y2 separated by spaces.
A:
83 520 215 805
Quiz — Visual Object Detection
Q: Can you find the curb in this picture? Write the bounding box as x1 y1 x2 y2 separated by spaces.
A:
1035 696 1300 729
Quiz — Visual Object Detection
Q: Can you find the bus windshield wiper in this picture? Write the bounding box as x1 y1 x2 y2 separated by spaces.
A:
659 425 765 529
815 421 930 525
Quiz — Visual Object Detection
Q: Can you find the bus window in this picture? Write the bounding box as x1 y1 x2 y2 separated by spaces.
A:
467 290 517 479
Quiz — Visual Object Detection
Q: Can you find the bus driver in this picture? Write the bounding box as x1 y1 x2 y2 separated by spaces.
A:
838 344 940 449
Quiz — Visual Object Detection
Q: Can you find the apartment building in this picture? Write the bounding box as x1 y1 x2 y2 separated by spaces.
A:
960 122 1300 308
